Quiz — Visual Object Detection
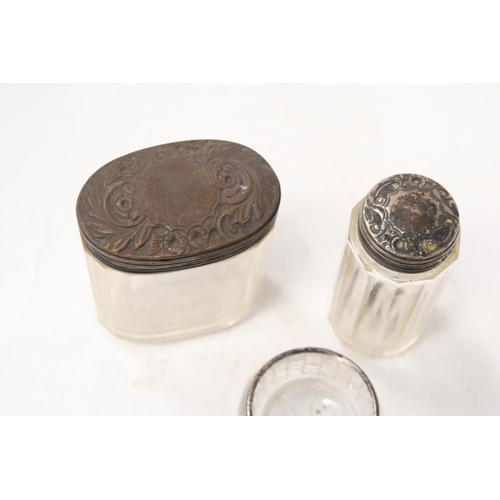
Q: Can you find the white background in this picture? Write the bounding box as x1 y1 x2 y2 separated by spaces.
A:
1 84 499 415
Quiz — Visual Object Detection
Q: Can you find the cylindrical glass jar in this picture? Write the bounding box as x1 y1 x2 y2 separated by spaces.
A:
329 174 460 357
241 348 379 416
77 140 280 341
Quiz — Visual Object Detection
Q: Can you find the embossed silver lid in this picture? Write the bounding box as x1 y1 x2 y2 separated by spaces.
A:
358 173 460 273
76 140 280 273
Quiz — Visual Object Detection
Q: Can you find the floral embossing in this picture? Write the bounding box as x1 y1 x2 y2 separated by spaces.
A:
78 141 278 259
362 174 459 261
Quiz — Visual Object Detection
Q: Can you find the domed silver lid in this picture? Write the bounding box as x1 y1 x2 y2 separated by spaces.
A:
358 173 460 273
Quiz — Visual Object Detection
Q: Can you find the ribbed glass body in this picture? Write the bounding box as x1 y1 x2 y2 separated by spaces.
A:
84 230 273 341
329 202 459 357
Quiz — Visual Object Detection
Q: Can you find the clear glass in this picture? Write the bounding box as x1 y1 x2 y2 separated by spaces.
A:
242 348 379 416
84 230 273 340
329 202 460 357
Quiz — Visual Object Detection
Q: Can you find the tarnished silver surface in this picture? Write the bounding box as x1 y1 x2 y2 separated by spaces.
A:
77 140 280 273
358 174 460 273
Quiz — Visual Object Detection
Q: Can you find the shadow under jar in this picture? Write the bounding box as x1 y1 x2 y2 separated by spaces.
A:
76 140 280 341
329 174 460 357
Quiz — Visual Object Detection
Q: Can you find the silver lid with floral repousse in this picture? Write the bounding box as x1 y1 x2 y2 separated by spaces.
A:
76 140 280 273
358 173 460 273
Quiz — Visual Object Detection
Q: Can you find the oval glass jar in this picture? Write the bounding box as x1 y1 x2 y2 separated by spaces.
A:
329 174 460 357
77 140 280 340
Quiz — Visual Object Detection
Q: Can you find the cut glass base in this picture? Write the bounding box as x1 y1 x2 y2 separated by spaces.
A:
243 348 378 416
